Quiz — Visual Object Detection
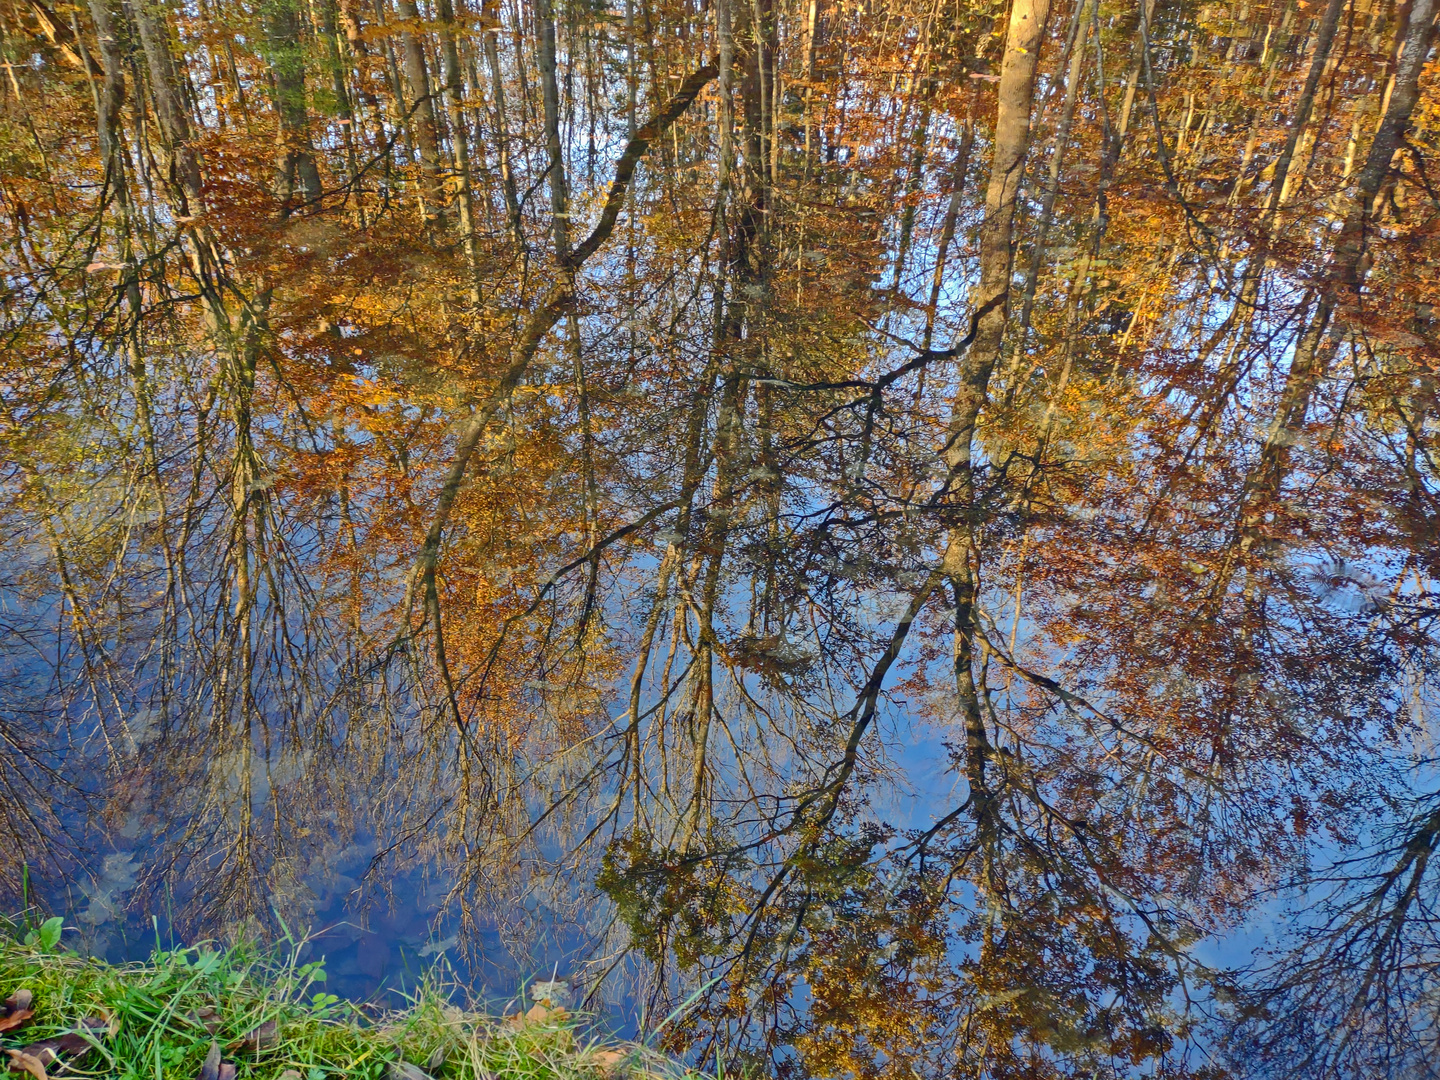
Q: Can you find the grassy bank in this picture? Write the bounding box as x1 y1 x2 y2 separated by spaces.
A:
0 925 700 1080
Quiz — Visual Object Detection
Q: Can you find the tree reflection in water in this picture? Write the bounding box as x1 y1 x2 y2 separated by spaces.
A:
1 0 1439 1074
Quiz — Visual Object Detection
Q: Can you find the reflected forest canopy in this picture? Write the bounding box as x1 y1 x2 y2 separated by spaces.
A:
1 0 1439 1073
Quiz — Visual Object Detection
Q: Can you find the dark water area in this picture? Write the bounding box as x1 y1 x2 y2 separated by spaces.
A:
43 850 607 1019
34 813 612 1018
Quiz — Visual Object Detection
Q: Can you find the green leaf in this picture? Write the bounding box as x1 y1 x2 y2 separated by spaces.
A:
38 916 63 950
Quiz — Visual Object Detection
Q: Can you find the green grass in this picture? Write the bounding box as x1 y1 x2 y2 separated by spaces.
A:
0 924 705 1080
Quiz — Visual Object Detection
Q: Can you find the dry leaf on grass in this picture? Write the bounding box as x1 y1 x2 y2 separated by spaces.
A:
229 1019 279 1055
0 991 33 1035
5 1050 45 1080
199 1042 222 1080
198 1042 238 1080
185 1007 222 1034
6 1017 106 1077
386 1061 432 1080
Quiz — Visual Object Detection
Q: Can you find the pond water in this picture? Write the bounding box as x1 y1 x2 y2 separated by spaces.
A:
47 843 604 1016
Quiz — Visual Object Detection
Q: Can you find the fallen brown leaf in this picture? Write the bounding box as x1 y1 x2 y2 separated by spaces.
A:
199 1040 241 1080
198 1042 222 1080
0 989 33 1037
185 1009 223 1034
7 1023 101 1073
386 1061 432 1080
229 1019 279 1055
5 1050 46 1080
85 1011 118 1040
592 1048 626 1072
504 1002 572 1032
526 1003 568 1024
15 1036 82 1063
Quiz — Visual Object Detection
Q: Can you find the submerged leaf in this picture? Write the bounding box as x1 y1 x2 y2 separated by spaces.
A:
592 1048 627 1073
